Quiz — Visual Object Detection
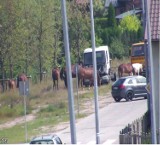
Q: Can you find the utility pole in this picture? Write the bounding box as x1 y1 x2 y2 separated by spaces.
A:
61 0 77 144
90 0 100 144
146 0 157 143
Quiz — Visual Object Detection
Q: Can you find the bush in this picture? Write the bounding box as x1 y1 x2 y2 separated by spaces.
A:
110 38 128 59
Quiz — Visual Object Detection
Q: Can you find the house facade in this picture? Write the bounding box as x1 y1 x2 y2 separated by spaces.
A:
148 0 160 136
105 0 142 16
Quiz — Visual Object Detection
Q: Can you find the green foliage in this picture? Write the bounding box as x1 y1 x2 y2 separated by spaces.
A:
107 3 117 27
93 0 107 17
110 38 127 59
99 27 121 46
0 105 24 117
68 0 90 63
95 18 108 29
0 0 144 78
119 15 141 32
40 102 67 113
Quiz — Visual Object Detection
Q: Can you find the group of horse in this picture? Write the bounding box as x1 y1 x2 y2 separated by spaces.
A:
0 73 28 92
1 63 143 92
52 62 144 90
118 63 144 78
52 64 101 90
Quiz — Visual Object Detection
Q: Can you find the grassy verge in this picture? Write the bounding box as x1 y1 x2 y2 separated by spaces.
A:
0 83 112 143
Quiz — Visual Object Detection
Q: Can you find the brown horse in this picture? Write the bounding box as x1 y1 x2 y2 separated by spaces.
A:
118 63 135 78
52 67 60 90
60 64 78 88
17 73 28 88
78 66 101 89
8 79 16 90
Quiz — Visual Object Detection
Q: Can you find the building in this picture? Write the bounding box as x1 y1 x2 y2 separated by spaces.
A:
105 0 142 19
144 0 160 140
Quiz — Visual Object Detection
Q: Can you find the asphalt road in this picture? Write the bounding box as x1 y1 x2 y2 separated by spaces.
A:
56 97 148 144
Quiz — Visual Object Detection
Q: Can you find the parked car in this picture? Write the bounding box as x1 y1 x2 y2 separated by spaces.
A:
111 75 147 102
30 134 63 144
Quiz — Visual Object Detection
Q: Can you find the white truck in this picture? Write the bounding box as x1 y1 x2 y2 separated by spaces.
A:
83 46 116 84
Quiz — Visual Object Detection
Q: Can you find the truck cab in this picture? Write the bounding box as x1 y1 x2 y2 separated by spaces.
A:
83 46 111 84
130 42 146 76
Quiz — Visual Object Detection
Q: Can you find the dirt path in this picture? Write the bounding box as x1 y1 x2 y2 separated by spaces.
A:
0 92 113 131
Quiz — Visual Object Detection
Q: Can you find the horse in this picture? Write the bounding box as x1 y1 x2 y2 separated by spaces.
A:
132 63 143 76
52 67 60 90
78 66 101 89
17 73 28 88
8 79 16 90
60 64 78 88
118 63 135 78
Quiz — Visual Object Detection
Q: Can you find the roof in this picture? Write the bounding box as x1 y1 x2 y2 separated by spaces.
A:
150 0 160 41
84 46 109 53
115 9 142 19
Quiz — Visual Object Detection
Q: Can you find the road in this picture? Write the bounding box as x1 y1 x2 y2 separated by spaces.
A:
56 97 148 144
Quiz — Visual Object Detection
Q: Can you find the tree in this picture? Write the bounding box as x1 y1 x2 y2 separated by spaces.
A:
119 15 141 32
119 15 142 47
110 38 126 59
93 0 107 18
67 0 90 64
107 3 117 28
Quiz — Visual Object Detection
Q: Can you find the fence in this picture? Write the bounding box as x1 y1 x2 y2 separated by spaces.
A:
119 111 151 144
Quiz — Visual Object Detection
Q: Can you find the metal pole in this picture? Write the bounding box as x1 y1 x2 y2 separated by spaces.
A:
142 0 150 113
146 0 157 143
90 0 100 144
23 81 28 143
76 64 80 115
159 29 160 144
142 0 146 34
158 29 160 144
61 0 77 144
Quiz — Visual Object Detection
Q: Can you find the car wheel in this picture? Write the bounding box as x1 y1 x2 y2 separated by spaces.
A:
114 97 121 102
126 91 134 101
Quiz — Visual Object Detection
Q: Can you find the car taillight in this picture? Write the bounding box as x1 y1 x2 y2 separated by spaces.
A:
119 84 125 89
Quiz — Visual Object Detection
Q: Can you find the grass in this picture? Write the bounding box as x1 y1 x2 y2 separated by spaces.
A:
0 58 129 143
0 83 112 143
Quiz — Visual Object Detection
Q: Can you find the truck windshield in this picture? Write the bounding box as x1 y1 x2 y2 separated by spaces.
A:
84 51 106 65
131 45 144 56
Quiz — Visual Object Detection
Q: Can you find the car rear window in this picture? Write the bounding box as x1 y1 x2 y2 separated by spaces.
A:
30 140 53 144
113 78 125 86
136 77 146 83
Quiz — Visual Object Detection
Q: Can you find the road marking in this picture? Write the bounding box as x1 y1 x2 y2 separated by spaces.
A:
102 139 116 144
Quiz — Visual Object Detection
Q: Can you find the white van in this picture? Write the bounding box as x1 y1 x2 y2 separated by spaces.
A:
83 46 111 84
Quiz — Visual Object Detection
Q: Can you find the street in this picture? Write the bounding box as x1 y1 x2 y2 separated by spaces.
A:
56 97 148 144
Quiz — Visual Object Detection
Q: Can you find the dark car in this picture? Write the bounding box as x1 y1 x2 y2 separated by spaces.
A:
30 134 63 144
111 75 147 102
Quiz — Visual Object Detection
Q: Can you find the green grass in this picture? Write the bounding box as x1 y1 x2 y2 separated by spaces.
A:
0 102 69 143
0 84 112 143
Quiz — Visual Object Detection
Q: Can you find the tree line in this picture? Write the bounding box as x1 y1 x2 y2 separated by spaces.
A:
0 0 143 82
